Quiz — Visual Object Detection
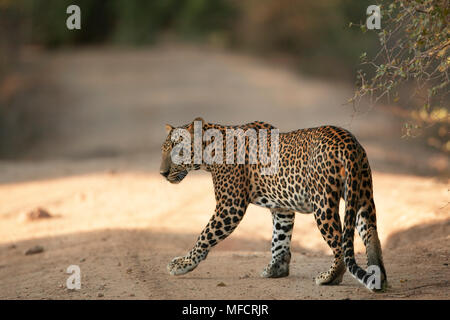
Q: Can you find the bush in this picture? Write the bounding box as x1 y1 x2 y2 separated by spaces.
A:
350 0 449 152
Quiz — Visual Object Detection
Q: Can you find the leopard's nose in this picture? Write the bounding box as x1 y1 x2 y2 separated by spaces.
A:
160 170 170 178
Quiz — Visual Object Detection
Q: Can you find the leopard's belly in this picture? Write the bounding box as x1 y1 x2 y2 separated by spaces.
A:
252 195 313 213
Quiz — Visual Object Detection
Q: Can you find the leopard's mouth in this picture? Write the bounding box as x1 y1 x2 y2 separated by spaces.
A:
167 170 188 184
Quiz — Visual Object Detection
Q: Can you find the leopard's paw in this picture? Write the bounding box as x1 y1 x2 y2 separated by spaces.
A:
314 259 346 285
261 261 289 278
314 268 345 285
167 256 197 276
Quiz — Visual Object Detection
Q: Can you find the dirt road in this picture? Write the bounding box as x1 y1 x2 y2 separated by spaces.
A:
0 44 448 299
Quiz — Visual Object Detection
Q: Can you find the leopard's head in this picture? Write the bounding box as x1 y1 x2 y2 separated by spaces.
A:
160 117 204 184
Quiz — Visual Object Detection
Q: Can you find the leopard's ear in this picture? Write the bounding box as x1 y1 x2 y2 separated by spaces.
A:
165 124 173 134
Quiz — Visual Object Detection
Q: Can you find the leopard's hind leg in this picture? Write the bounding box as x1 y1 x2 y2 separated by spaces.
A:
313 192 346 285
261 209 295 278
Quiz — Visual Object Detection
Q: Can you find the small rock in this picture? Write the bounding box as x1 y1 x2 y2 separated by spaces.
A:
117 262 122 266
126 268 132 274
129 293 135 297
443 263 448 266
80 258 86 263
24 208 53 221
97 293 104 297
8 244 16 249
25 245 44 255
217 282 226 287
239 274 250 279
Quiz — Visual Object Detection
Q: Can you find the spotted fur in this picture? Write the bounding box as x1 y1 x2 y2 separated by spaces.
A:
160 117 387 291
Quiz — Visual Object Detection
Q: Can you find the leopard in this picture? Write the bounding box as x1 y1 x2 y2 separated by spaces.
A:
160 117 387 291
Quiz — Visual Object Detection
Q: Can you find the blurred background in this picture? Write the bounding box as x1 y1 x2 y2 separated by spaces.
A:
0 0 447 174
0 0 448 300
0 0 448 173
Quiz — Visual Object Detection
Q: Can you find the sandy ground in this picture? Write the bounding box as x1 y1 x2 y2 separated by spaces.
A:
0 44 448 300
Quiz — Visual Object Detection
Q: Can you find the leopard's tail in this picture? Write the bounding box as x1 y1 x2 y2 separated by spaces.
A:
342 149 381 291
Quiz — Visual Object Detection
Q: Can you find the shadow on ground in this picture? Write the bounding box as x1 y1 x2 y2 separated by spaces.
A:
1 219 448 299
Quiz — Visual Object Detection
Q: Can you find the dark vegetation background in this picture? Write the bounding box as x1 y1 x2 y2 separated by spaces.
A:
2 0 378 74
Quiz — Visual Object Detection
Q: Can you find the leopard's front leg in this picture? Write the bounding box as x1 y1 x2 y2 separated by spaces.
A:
168 185 249 276
167 228 214 276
